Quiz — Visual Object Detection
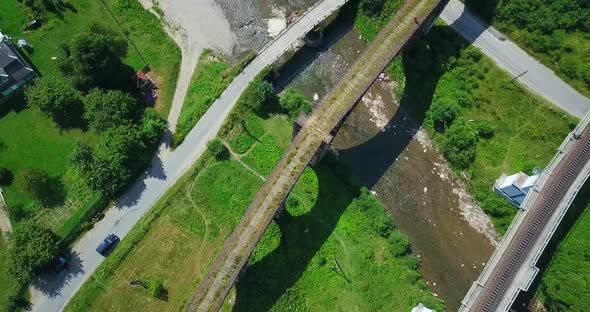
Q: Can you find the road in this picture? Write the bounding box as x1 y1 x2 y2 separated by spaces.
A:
440 0 590 118
28 0 348 311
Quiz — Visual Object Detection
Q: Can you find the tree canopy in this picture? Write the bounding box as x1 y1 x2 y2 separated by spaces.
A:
25 76 83 128
279 87 312 118
83 88 139 132
58 24 128 90
9 221 60 283
441 119 479 169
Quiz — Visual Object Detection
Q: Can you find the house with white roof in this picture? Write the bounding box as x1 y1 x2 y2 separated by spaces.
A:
494 171 539 207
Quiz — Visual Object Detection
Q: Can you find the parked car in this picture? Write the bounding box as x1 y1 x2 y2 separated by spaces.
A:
96 233 119 256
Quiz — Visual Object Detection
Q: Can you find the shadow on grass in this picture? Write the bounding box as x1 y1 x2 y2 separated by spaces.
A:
511 180 590 311
233 157 358 311
337 24 467 189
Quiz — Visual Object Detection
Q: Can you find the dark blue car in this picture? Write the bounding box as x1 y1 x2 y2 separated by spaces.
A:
96 233 119 256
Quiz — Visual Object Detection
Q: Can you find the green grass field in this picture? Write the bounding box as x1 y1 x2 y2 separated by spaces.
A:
66 106 443 311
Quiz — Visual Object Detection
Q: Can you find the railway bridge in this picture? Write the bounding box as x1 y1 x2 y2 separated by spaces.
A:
188 0 449 310
460 112 590 311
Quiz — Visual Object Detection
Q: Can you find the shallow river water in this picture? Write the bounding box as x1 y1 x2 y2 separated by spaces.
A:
272 18 497 310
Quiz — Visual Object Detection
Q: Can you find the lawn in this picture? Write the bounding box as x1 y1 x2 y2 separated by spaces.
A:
66 103 443 312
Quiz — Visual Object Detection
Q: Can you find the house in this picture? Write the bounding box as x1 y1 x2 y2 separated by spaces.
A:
494 171 539 207
411 303 435 312
0 32 37 104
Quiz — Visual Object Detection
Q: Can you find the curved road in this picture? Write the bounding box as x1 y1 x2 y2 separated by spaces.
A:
440 0 590 118
28 0 348 311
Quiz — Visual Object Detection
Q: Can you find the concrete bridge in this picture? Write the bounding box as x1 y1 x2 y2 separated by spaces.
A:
188 0 449 311
460 112 590 311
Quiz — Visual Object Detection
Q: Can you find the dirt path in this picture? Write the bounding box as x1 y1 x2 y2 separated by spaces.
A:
137 0 236 133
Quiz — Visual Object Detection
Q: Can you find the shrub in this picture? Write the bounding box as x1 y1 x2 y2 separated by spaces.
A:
279 87 312 118
238 73 277 115
475 120 495 138
0 166 13 185
429 97 460 132
441 119 479 169
147 279 165 299
207 139 229 160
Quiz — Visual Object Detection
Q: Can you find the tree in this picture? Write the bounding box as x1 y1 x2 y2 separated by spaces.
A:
25 76 83 128
429 97 460 132
240 77 276 114
207 139 229 160
0 166 13 185
83 89 139 132
441 119 479 169
361 0 386 17
8 221 60 283
147 279 165 299
279 87 312 118
140 108 167 149
58 24 128 90
15 167 63 206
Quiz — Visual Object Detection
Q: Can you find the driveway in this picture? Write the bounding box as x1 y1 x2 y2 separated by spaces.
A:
441 0 590 118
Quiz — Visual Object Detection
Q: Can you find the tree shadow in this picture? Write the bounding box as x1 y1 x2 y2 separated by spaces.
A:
336 24 468 189
31 251 86 299
233 157 358 311
511 180 590 311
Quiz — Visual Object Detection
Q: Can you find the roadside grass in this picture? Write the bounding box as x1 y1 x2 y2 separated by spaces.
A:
397 24 575 233
0 235 21 311
65 107 443 311
537 192 590 311
173 51 253 146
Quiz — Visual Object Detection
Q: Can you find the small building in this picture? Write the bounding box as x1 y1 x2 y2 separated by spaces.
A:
135 69 157 102
411 303 435 312
494 171 539 207
0 32 37 105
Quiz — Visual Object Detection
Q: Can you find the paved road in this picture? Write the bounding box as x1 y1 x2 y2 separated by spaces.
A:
28 0 347 311
440 0 590 118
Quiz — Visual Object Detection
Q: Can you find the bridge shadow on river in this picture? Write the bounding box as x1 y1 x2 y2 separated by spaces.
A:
232 23 470 310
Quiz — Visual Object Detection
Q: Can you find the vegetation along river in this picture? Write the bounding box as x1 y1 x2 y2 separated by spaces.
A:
271 12 498 311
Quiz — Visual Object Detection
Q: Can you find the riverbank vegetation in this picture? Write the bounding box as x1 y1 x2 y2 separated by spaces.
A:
466 0 590 97
0 0 179 308
399 24 574 233
65 75 443 311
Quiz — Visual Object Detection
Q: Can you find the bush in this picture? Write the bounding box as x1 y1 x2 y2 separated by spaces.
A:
0 166 13 185
147 279 165 299
207 139 229 160
429 97 460 132
279 87 312 118
238 74 276 115
441 119 479 169
475 120 495 138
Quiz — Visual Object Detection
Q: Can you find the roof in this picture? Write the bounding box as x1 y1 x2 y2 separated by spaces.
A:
0 32 36 97
411 303 435 312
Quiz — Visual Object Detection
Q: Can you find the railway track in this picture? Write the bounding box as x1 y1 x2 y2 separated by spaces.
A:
473 126 590 311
